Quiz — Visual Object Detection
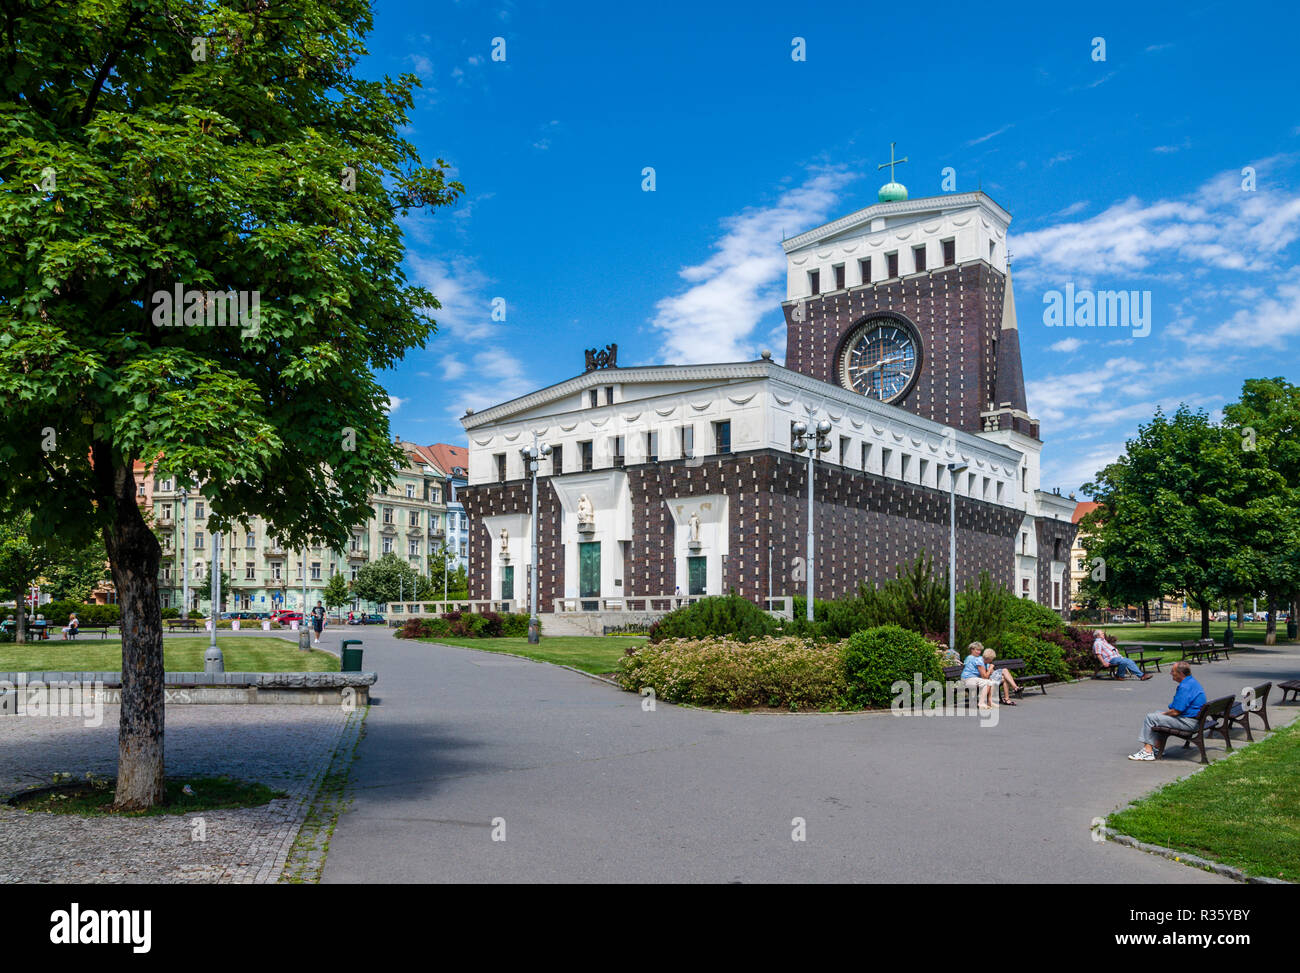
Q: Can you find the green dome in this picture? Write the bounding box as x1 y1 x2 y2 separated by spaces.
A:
878 181 908 202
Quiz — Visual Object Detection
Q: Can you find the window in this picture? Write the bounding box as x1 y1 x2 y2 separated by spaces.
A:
881 448 893 475
350 535 361 552
430 486 442 503
494 454 506 483
382 537 393 554
886 252 899 278
409 510 419 527
460 542 467 557
137 482 146 497
713 421 731 455
861 442 871 471
808 269 820 295
551 444 563 474
612 435 625 468
579 440 594 472
409 539 420 556
194 560 205 579
588 389 599 408
406 483 415 498
195 502 205 518
646 431 659 463
912 245 926 273
859 258 871 285
1053 581 1061 609
942 238 956 266
989 240 996 262
383 506 394 524
839 436 850 466
350 565 358 581
920 458 930 485
162 565 172 582
967 472 976 495
194 531 204 550
680 425 695 459
1022 578 1030 597
833 264 845 290
245 562 255 580
272 561 282 581
161 503 172 521
311 561 322 580
161 591 170 607
1021 532 1028 555
605 386 614 405
1021 467 1028 492
296 559 304 580
996 481 1004 503
900 454 911 480
246 533 256 549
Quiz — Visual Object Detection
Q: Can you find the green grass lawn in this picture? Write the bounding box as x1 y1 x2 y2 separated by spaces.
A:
417 635 645 674
1108 720 1300 882
0 636 338 673
1106 621 1290 646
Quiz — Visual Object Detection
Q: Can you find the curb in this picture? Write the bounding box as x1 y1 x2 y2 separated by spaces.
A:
1095 826 1291 885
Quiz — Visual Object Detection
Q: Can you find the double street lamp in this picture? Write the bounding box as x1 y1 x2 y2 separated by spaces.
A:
520 436 552 644
791 419 832 623
947 460 969 655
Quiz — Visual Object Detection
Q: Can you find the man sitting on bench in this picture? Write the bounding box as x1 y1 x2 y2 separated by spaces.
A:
1129 661 1206 761
1094 630 1152 681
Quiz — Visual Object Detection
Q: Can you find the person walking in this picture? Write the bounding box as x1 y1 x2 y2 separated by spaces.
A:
311 601 325 645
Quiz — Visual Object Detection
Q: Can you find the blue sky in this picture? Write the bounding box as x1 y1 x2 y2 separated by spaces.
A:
370 0 1299 495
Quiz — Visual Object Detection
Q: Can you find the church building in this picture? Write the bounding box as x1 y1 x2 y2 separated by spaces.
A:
459 169 1077 623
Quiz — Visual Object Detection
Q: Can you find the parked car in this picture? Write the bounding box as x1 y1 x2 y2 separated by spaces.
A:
349 613 385 625
273 610 304 624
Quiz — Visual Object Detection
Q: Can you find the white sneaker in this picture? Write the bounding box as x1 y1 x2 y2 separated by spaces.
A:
1128 749 1155 761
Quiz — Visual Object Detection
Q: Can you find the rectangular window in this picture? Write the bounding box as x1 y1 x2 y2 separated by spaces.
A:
194 531 204 550
382 506 394 524
551 444 563 474
839 436 850 466
612 435 625 468
833 264 845 290
1022 578 1030 597
195 502 205 519
912 245 926 273
589 389 599 408
1022 532 1028 555
162 565 172 582
1053 581 1061 609
406 483 415 498
967 472 976 495
886 252 899 278
881 448 893 475
920 458 930 485
713 421 731 455
858 258 871 285
272 561 282 581
900 454 911 480
989 240 996 261
382 537 393 554
808 269 820 295
246 533 256 549
646 431 659 463
605 386 614 405
942 238 956 266
996 481 1005 503
680 425 695 459
137 483 146 497
408 540 419 556
311 561 321 580
245 562 255 580
194 560 205 579
350 535 361 552
861 442 871 470
161 503 172 521
579 440 594 472
409 510 419 527
350 565 358 581
494 454 506 483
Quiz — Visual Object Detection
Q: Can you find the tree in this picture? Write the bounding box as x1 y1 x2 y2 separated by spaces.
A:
352 553 430 607
0 3 461 808
322 572 350 613
1083 407 1258 640
43 534 113 603
0 512 50 643
428 544 468 598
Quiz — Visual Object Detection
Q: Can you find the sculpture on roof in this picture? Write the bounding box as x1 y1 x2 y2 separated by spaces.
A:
584 343 618 371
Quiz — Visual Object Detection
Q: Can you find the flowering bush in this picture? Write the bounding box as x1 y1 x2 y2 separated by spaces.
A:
842 625 944 708
616 636 847 710
396 612 533 639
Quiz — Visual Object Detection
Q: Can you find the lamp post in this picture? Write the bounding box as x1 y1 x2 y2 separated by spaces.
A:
947 460 969 654
205 531 224 673
521 435 552 643
791 418 832 622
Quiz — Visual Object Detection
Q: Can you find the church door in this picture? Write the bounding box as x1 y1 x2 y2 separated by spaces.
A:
500 565 514 602
688 556 707 596
579 542 601 607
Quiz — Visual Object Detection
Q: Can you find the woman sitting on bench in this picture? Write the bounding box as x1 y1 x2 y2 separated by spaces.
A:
980 646 1019 706
62 612 79 640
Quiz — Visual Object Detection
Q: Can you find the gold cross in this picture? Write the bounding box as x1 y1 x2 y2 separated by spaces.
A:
877 142 908 182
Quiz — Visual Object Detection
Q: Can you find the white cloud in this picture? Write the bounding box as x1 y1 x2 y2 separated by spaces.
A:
966 124 1013 147
441 356 467 381
387 396 404 413
1048 337 1083 353
650 166 858 363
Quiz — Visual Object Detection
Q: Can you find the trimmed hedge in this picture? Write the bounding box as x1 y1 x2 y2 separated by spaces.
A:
841 625 943 708
647 594 778 643
397 612 533 640
987 631 1070 683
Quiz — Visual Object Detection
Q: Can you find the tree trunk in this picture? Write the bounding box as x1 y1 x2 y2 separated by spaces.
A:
97 450 165 810
1236 598 1244 629
1265 594 1278 646
13 591 26 644
1142 600 1150 627
1199 601 1210 640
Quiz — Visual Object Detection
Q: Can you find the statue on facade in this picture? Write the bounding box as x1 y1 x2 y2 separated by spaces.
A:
499 527 509 554
688 511 701 542
584 343 618 372
577 494 595 525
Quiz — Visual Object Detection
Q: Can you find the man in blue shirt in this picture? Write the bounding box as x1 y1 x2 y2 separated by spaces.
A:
1129 661 1207 760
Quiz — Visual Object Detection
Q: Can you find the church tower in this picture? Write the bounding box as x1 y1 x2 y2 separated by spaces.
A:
780 162 1037 441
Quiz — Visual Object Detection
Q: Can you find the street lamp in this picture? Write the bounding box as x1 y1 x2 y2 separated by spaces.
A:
521 436 552 643
947 460 969 655
791 418 832 622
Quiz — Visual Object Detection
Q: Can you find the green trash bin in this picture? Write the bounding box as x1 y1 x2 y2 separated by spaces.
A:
341 639 363 673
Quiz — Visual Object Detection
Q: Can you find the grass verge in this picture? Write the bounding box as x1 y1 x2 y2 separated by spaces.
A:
1108 719 1300 882
0 636 339 673
10 775 286 816
281 707 367 884
416 635 645 674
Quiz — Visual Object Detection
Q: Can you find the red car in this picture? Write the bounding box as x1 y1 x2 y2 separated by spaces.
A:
271 610 304 624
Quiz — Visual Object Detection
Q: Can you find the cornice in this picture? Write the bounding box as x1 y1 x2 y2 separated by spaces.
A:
782 192 1012 254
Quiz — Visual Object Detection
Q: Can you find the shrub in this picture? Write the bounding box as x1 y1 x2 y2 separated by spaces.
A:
954 572 1010 651
395 612 531 639
500 613 531 637
841 625 944 708
1004 596 1067 637
987 631 1070 683
616 636 847 710
647 594 778 643
30 601 122 627
1043 625 1101 677
161 607 180 619
398 618 429 639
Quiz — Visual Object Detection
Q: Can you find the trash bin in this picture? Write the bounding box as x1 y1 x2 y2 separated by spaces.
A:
341 639 363 672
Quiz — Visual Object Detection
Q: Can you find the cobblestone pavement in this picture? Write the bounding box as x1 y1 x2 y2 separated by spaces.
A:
0 704 361 884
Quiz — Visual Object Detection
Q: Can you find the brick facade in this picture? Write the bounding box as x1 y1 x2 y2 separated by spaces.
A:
1036 514 1077 621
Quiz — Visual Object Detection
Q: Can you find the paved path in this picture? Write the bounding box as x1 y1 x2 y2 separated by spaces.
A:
322 628 1300 883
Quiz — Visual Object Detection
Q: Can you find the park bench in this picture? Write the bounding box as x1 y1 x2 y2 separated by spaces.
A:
1093 646 1159 678
993 658 1050 696
1223 682 1272 743
66 626 112 640
1278 679 1300 703
1152 695 1235 764
21 625 50 641
1179 639 1218 664
167 619 201 633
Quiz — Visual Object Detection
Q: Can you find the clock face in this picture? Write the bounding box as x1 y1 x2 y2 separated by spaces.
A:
839 319 920 402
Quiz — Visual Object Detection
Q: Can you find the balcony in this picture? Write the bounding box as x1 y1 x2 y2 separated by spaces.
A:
347 549 369 561
264 547 287 558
